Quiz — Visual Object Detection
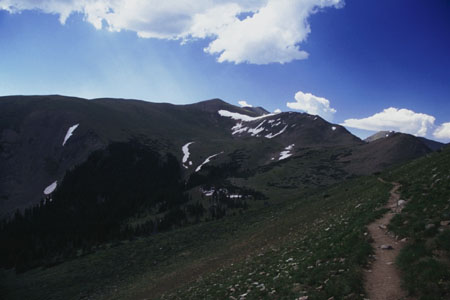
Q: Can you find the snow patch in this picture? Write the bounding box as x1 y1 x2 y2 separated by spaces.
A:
202 188 215 197
279 144 295 160
233 127 249 135
248 120 266 136
44 181 57 195
219 110 282 137
195 152 223 172
285 144 294 150
232 122 244 131
62 124 79 146
232 123 249 135
279 153 292 160
232 120 268 136
265 125 288 139
182 142 195 169
202 187 242 198
218 110 273 122
331 126 337 131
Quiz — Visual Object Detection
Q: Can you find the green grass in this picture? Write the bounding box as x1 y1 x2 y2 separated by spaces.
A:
4 144 449 300
158 176 390 300
1 175 391 300
231 146 354 201
385 147 450 300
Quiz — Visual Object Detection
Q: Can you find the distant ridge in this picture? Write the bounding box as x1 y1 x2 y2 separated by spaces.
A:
364 131 395 142
417 137 446 151
242 106 270 116
365 130 445 151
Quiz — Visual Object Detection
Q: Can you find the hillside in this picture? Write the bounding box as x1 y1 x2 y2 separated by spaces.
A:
0 95 440 219
344 132 437 174
0 95 361 218
0 95 443 270
1 146 449 299
0 168 393 299
1 95 448 300
364 130 396 142
385 145 450 299
365 131 445 151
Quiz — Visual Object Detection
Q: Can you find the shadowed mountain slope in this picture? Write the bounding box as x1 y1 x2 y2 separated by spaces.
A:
0 95 442 218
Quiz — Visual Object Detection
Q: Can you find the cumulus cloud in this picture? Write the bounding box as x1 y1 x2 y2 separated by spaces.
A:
238 100 253 107
341 108 436 137
274 108 282 114
286 90 336 121
433 122 450 139
0 0 343 64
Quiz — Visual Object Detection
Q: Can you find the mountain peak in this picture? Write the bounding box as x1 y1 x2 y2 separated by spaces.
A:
187 98 266 117
241 106 269 116
364 130 445 151
364 131 395 142
195 98 228 105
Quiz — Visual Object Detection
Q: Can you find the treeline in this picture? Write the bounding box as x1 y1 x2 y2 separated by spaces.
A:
186 160 241 189
0 142 266 272
0 141 190 272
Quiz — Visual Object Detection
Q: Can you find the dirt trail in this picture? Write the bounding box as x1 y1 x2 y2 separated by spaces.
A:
364 180 413 300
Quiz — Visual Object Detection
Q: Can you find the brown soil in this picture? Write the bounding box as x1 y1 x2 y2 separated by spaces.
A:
364 180 414 300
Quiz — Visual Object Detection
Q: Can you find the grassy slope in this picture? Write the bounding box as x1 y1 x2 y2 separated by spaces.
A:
164 177 390 300
385 146 450 299
3 97 446 300
2 138 447 300
235 146 352 197
0 176 391 300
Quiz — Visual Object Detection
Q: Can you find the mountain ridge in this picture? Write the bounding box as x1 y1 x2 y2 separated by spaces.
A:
365 130 444 150
0 95 441 218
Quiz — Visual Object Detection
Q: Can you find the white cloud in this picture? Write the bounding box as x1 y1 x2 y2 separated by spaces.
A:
341 107 436 137
238 100 253 107
286 90 336 121
0 0 343 64
274 108 281 113
433 122 450 139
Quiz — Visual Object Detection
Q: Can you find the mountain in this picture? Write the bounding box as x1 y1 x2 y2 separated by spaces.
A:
1 95 449 300
2 125 449 300
241 106 270 116
0 95 359 218
365 130 445 151
0 95 442 263
417 136 446 151
1 96 444 219
364 130 395 142
346 132 438 174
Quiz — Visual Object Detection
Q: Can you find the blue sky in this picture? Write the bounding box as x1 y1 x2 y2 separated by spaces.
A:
1 0 449 141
